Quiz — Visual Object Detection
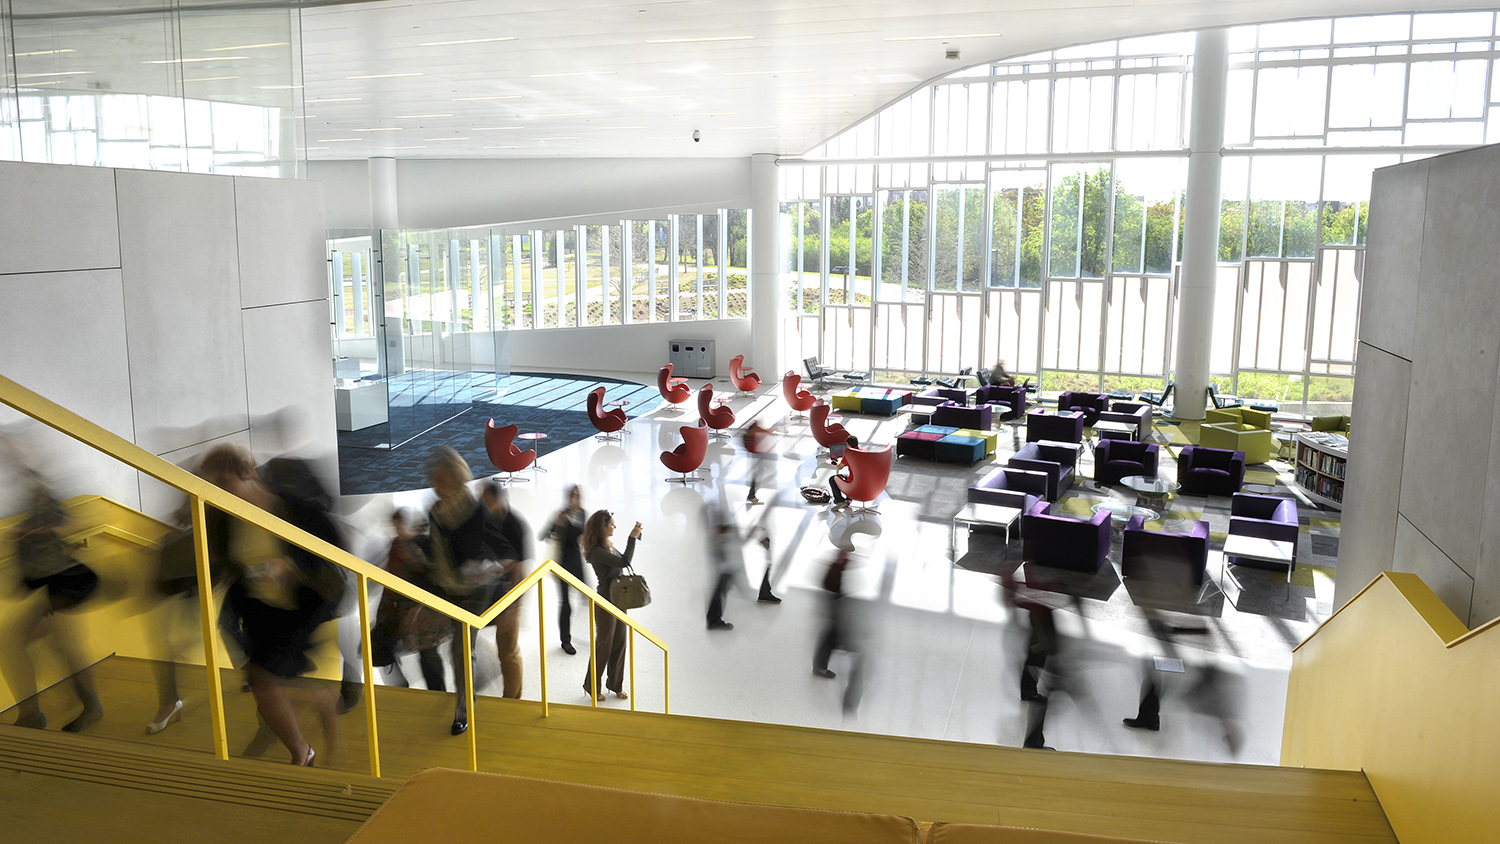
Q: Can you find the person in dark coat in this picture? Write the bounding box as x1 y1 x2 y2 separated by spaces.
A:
542 485 588 654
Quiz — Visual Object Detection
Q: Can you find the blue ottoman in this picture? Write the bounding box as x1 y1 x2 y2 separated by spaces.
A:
862 395 903 415
935 435 986 465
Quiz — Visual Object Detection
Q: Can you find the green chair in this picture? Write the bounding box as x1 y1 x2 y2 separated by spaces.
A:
1204 406 1272 430
1200 422 1273 464
1311 415 1351 434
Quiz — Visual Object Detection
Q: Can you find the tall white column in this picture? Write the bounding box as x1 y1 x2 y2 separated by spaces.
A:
750 153 781 375
369 156 398 229
1172 29 1229 421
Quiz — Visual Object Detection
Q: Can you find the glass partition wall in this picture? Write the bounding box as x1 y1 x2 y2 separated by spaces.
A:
789 11 1500 416
0 0 304 176
329 208 749 448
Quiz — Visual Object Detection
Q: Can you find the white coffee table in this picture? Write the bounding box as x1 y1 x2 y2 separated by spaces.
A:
951 502 1024 560
1221 533 1295 601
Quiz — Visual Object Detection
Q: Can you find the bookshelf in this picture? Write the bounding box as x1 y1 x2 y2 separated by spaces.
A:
1294 431 1348 510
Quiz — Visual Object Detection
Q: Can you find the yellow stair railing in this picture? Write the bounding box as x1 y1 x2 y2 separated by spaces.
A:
0 373 668 778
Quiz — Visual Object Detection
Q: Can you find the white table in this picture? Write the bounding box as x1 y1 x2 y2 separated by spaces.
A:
1221 533 1295 601
334 379 388 431
951 502 1024 560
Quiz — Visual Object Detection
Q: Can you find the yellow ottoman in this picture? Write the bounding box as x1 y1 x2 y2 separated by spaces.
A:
953 428 997 456
830 390 863 412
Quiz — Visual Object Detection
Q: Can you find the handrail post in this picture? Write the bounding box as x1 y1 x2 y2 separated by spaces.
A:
537 574 549 717
628 627 636 712
189 495 229 761
664 650 670 715
463 623 477 771
587 599 598 708
356 573 380 778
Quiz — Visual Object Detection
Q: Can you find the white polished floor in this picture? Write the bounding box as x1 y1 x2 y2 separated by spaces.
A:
341 373 1291 766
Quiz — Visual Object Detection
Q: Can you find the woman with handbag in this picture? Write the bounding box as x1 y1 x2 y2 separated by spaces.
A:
581 509 640 701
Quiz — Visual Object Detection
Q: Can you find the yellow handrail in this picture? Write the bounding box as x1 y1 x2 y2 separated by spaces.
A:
0 373 668 777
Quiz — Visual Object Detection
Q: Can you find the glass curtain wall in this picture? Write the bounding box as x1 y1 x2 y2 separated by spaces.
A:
0 0 304 176
792 12 1500 415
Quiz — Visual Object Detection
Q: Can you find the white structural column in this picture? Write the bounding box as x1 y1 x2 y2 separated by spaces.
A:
370 157 403 374
1172 29 1229 421
750 153 781 376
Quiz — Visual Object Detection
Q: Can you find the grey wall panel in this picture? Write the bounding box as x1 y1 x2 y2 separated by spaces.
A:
0 161 121 276
1397 147 1500 574
139 430 253 522
1394 516 1476 625
1360 160 1428 361
1471 358 1500 625
1335 342 1411 610
116 169 249 455
235 176 329 309
242 300 338 491
0 269 139 515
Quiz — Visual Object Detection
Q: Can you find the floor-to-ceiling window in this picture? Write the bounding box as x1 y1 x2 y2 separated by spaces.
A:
788 12 1500 415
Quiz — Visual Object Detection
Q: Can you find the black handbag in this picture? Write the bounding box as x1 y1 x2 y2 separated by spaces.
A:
607 566 651 610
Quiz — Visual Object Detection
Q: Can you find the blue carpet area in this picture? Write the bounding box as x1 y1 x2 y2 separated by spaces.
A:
337 372 661 495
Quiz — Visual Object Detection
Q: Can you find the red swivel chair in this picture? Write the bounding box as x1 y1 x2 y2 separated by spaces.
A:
586 386 628 442
834 444 894 514
485 419 535 483
658 363 691 405
660 423 709 484
783 371 816 422
729 355 762 395
697 384 735 441
810 400 849 456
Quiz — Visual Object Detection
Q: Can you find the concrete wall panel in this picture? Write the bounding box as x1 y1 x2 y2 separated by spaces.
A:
1397 147 1500 573
1359 160 1428 360
0 269 139 514
1335 342 1411 609
0 160 121 276
116 169 249 455
139 429 254 522
1472 358 1500 625
1394 516 1476 624
242 300 338 489
235 176 329 309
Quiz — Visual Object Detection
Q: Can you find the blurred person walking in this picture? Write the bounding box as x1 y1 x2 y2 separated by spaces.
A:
812 546 864 713
581 510 640 701
480 482 530 699
542 485 588 655
371 508 449 691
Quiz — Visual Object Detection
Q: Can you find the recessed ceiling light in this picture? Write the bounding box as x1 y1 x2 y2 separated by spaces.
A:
418 36 516 46
389 145 427 149
306 97 362 103
474 126 522 131
143 56 249 64
395 113 453 119
454 95 521 101
295 115 315 119
530 70 615 78
17 81 64 86
646 35 754 44
184 76 240 82
723 69 812 76
353 127 402 132
425 137 471 141
318 138 360 142
16 70 92 78
8 48 76 57
883 32 1003 41
204 42 288 51
305 146 329 151
347 72 424 79
615 94 686 100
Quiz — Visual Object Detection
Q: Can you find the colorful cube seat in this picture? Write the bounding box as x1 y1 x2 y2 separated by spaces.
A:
952 427 997 456
830 389 863 412
934 435 986 465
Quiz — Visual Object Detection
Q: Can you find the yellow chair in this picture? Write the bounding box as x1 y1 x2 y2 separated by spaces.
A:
1204 406 1272 430
1311 414 1351 434
1199 422 1273 464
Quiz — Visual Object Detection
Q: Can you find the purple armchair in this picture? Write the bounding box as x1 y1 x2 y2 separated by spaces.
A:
1094 439 1160 486
1229 493 1300 567
932 401 991 430
1177 446 1245 496
913 386 968 407
1122 516 1210 585
977 384 1026 420
1025 408 1085 443
1007 441 1078 501
1097 401 1151 441
968 467 1048 511
1022 500 1111 573
1057 391 1110 425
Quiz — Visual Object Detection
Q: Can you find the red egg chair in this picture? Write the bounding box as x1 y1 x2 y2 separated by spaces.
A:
783 371 817 421
810 400 849 456
697 384 735 440
729 354 762 395
586 386 628 442
660 423 709 484
658 363 691 405
834 444 894 514
485 419 535 483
